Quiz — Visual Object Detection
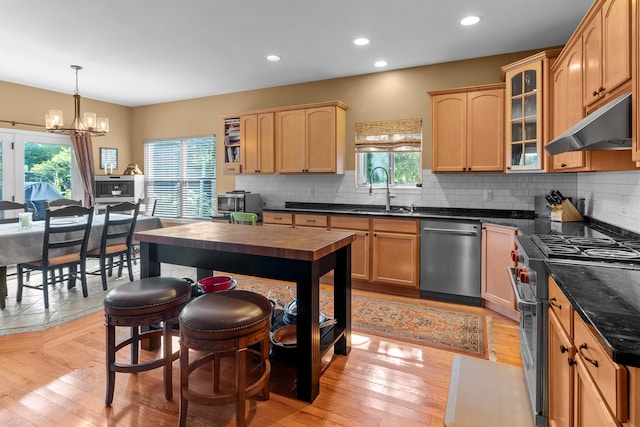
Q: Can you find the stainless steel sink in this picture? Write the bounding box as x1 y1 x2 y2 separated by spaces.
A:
348 206 416 215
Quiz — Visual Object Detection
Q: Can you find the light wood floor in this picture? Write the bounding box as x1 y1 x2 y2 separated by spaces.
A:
0 287 521 426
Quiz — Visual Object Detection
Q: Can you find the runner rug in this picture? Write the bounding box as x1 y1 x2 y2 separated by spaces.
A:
233 276 490 358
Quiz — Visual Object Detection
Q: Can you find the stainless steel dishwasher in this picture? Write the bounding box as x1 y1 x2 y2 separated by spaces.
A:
420 219 482 306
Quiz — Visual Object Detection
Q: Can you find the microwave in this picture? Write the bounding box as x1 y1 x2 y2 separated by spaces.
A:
217 193 261 214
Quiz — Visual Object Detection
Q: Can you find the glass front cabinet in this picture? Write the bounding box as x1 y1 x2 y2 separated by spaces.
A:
502 50 560 172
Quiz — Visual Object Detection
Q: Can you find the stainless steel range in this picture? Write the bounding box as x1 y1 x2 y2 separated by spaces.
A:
511 227 640 427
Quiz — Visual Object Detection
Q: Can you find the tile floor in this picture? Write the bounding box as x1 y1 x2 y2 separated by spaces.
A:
0 261 196 336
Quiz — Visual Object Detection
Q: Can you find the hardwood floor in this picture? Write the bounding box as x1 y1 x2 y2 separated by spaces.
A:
0 288 521 426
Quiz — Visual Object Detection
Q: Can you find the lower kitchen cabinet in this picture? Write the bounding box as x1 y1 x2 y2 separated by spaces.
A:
481 223 518 321
262 211 293 227
330 215 370 281
548 277 628 427
371 218 419 289
293 213 328 229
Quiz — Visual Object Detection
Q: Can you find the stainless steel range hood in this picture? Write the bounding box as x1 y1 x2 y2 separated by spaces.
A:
545 93 632 155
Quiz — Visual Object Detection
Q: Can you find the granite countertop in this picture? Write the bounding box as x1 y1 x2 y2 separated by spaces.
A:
547 262 640 368
266 201 640 367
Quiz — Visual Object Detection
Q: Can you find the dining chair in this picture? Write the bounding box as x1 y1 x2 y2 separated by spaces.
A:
132 197 156 265
46 198 82 209
87 201 140 291
16 205 94 309
0 201 28 309
229 212 258 225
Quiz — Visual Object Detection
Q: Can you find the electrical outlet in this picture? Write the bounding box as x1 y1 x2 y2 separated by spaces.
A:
484 190 493 201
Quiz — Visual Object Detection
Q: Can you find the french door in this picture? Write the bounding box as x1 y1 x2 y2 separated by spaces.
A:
0 128 82 220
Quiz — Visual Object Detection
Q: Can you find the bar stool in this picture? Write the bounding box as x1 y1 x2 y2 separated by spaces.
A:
178 290 272 427
103 277 192 406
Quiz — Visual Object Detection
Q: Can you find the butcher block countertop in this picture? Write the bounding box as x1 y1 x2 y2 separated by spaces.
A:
134 221 355 262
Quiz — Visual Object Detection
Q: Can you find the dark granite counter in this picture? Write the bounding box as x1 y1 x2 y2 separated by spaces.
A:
267 201 640 367
547 262 640 367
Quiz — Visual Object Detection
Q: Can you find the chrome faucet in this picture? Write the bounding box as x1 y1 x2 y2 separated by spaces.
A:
368 166 396 211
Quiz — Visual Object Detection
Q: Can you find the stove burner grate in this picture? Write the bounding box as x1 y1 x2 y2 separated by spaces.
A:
532 234 640 264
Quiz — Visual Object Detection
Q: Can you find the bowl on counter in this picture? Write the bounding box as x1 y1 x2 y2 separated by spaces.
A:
196 275 236 293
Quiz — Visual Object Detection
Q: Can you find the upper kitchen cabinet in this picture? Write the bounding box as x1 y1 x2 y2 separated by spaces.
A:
241 112 275 174
549 0 636 172
583 0 631 108
276 101 347 174
429 84 505 173
501 50 560 172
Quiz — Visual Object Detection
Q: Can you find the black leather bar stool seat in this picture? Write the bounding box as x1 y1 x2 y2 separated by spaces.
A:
104 277 192 406
178 290 272 427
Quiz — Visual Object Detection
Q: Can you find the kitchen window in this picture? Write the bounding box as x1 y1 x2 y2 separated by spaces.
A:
355 118 422 188
144 136 216 219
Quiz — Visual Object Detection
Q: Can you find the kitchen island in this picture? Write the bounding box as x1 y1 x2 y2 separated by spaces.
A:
134 221 355 402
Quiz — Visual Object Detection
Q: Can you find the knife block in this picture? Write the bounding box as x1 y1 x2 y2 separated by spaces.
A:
550 199 584 222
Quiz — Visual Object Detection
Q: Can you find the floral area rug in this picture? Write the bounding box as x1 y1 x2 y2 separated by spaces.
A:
233 276 488 358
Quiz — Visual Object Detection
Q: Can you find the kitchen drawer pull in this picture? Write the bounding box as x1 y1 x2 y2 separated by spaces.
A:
560 345 569 354
549 297 562 309
579 343 599 367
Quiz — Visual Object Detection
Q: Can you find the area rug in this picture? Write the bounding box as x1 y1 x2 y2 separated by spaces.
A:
234 276 489 358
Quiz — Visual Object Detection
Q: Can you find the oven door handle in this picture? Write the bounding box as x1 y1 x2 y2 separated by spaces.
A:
507 267 537 312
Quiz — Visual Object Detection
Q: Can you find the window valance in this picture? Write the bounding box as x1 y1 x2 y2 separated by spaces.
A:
355 118 422 151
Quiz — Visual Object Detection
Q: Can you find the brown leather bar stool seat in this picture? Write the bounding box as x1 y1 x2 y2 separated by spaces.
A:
178 290 272 427
104 277 192 406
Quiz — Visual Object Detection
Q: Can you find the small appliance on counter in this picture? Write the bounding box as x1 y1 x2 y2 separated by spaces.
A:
544 190 583 222
217 191 261 215
95 175 145 204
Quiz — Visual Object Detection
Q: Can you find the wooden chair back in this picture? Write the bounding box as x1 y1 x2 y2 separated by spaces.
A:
100 201 140 252
46 199 82 210
0 200 28 224
42 205 94 269
139 197 157 216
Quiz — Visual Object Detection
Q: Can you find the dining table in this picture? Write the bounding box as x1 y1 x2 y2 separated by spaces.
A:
0 214 163 308
134 221 354 403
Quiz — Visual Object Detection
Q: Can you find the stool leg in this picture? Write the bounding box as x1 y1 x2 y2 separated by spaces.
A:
236 348 247 427
131 326 139 364
178 341 189 427
163 320 173 400
105 323 116 405
213 353 221 393
261 335 270 399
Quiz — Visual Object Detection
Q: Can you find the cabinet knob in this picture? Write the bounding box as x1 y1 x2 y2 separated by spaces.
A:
560 163 567 168
568 358 576 366
593 90 599 97
560 345 568 354
598 86 605 93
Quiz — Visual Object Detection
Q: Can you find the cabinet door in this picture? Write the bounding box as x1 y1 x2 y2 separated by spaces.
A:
467 89 504 172
372 231 419 288
431 93 467 172
241 114 258 174
548 310 575 427
481 224 517 320
574 357 620 427
583 11 603 107
277 109 306 173
554 44 586 170
257 112 275 173
306 106 336 172
602 0 631 97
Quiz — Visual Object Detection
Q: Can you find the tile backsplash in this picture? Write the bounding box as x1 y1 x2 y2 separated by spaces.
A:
237 169 640 232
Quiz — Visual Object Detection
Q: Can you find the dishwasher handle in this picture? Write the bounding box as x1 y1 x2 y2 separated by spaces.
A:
422 227 479 236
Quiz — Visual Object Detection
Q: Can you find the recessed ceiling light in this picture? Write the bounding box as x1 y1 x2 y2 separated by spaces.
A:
266 55 281 62
354 38 370 46
460 16 481 26
374 60 388 68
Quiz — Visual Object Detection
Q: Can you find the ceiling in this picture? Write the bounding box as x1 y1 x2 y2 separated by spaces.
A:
1 0 593 107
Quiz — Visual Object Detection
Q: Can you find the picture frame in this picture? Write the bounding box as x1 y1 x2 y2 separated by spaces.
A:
100 147 118 171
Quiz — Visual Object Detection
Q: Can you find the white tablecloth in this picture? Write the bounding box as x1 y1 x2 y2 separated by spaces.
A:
0 215 163 266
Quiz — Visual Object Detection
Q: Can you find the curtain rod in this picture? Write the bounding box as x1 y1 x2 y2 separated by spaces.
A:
0 118 45 128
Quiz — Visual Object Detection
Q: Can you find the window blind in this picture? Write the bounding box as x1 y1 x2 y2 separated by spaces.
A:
355 118 422 151
144 136 216 218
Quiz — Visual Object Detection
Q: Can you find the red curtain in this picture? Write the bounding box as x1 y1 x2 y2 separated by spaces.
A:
70 131 96 207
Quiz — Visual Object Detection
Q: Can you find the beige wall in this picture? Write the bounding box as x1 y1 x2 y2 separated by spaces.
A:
0 48 550 191
131 48 548 193
0 80 132 173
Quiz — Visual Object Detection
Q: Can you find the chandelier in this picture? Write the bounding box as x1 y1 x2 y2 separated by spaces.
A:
45 65 109 136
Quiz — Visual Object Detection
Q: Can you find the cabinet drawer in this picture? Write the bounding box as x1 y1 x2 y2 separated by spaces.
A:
223 163 242 174
330 215 370 231
294 214 327 228
573 311 628 422
262 212 293 225
548 278 573 336
372 218 419 234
